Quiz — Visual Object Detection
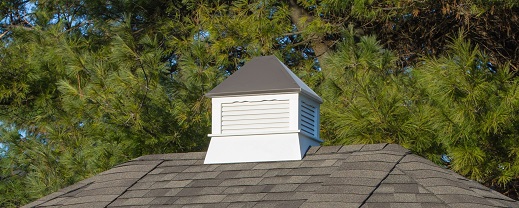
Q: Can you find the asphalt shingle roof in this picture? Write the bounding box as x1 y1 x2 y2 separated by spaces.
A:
23 144 519 208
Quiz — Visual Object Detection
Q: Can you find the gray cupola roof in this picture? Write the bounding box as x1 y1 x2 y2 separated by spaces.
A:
206 56 322 103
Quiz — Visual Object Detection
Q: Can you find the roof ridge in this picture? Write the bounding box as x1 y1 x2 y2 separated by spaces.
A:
105 160 165 207
396 155 517 207
358 151 410 207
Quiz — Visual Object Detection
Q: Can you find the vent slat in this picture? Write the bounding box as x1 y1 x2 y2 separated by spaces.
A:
301 114 315 123
300 119 313 126
300 101 316 137
301 122 313 130
301 102 316 113
301 128 314 135
301 109 315 117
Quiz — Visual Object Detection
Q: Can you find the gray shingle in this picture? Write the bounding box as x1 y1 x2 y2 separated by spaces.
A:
149 197 172 205
83 179 137 190
144 189 171 197
120 197 155 206
360 143 388 151
393 184 421 193
159 160 198 167
323 177 381 187
426 186 478 196
187 179 223 187
383 144 411 153
316 146 342 154
330 169 389 179
175 187 203 196
295 183 321 192
38 197 67 206
258 176 310 185
262 168 292 177
300 159 338 168
149 181 171 189
171 172 199 180
173 195 226 204
219 177 263 186
164 180 193 188
261 192 313 201
221 193 267 202
306 146 321 155
227 202 257 208
317 185 375 195
415 194 444 203
120 190 149 198
302 201 362 208
339 161 395 171
266 184 300 193
75 186 128 197
306 193 367 203
345 153 403 163
62 194 118 205
253 161 302 170
214 163 257 171
62 201 112 208
254 200 306 208
183 164 219 172
287 167 337 176
338 144 365 153
95 171 146 182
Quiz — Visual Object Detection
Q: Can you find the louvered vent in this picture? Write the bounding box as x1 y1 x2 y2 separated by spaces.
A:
300 101 316 136
221 99 290 134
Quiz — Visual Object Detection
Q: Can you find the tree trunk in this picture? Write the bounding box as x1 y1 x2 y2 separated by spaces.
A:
287 0 330 63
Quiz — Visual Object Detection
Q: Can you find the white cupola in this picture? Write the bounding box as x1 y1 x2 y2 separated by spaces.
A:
204 56 323 164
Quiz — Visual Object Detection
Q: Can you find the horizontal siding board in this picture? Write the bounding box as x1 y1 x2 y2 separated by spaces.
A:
222 104 289 111
222 127 289 134
222 108 288 116
221 100 289 107
222 118 288 125
222 122 289 130
222 113 290 121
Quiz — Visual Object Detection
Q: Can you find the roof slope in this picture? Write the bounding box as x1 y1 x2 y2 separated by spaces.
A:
205 56 322 103
24 144 518 208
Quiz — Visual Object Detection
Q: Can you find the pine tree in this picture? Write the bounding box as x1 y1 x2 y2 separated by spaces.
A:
319 27 442 160
415 34 519 196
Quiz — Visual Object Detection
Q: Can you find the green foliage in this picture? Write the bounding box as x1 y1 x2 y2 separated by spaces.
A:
415 34 519 186
320 27 440 158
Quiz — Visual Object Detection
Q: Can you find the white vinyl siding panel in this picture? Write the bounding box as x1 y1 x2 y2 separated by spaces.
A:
300 101 316 136
221 100 290 134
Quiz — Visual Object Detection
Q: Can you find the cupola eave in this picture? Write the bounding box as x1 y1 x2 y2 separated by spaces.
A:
205 88 323 104
205 55 322 103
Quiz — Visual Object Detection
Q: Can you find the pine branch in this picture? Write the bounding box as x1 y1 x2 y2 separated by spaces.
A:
0 30 8 39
